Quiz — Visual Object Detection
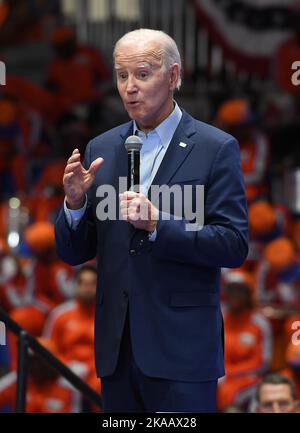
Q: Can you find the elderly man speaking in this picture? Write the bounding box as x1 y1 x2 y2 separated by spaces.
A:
55 28 248 413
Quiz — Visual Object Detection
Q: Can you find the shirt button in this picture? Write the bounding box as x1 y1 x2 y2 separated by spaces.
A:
129 249 136 256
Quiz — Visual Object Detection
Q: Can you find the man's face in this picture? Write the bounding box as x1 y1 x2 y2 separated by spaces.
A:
257 384 297 413
114 39 178 132
76 270 97 305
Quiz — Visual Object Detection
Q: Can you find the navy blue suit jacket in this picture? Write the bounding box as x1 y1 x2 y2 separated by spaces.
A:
55 110 248 381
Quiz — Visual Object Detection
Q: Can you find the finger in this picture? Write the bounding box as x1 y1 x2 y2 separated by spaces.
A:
136 192 147 200
89 157 104 175
121 191 139 201
71 148 80 158
67 153 81 164
64 161 81 174
120 207 129 220
68 148 80 160
128 211 140 221
128 202 140 216
127 198 141 209
139 200 151 219
63 172 75 185
119 200 129 210
120 203 128 213
63 172 74 181
120 199 134 211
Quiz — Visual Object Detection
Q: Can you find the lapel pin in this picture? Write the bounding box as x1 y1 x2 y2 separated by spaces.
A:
179 142 187 148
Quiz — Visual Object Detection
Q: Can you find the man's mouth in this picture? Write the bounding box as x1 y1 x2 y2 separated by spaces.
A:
127 101 140 106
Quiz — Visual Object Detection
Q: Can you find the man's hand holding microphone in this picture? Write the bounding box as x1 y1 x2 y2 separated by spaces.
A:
63 146 158 232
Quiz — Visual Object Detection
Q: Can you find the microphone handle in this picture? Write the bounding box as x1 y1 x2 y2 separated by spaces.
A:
128 150 140 192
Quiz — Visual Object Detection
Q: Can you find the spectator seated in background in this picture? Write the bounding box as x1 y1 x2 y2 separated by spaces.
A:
248 201 288 244
8 222 74 369
256 237 300 310
254 373 299 413
28 159 67 223
46 26 111 112
0 337 82 413
246 200 289 272
0 0 60 48
4 25 112 124
0 245 36 313
0 96 48 198
215 99 270 203
217 269 272 412
43 265 100 396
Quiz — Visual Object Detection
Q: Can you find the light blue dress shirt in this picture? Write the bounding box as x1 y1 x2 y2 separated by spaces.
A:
64 102 182 239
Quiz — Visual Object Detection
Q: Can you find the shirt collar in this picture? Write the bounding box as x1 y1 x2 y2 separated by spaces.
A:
133 102 182 148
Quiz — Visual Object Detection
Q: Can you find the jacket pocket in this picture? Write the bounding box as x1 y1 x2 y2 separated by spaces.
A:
170 291 218 307
168 178 201 186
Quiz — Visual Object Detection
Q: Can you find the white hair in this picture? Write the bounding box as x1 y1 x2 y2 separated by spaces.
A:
114 28 182 90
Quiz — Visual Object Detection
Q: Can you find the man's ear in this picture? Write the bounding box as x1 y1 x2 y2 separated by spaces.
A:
169 63 179 91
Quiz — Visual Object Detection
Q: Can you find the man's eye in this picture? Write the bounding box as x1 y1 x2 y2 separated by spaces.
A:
118 73 127 80
138 71 149 79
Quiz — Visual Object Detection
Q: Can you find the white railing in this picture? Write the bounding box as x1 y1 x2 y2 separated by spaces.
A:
60 0 266 89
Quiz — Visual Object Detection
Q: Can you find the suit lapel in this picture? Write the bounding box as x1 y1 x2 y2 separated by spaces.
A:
149 111 197 203
114 112 197 245
114 111 197 195
116 121 134 180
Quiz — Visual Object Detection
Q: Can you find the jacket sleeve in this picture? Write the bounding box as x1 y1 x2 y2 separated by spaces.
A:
54 142 98 266
151 138 248 268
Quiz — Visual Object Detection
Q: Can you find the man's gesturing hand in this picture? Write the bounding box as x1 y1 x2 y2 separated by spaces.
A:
64 148 104 209
119 191 159 232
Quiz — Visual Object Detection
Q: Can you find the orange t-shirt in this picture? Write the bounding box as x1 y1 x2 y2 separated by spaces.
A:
47 45 111 104
0 371 81 413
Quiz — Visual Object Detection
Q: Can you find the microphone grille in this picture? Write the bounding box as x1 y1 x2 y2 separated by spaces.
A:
124 135 142 152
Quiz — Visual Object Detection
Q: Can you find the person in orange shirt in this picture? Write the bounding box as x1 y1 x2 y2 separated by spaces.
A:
246 201 280 272
46 26 111 108
7 222 75 369
4 25 111 123
0 338 81 413
0 253 37 313
217 270 273 411
256 237 300 308
0 0 60 48
43 265 100 397
245 200 291 276
28 159 67 223
0 96 49 198
0 98 27 196
215 99 270 203
23 221 75 306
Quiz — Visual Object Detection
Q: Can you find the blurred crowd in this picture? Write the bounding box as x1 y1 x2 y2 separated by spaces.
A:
0 0 300 413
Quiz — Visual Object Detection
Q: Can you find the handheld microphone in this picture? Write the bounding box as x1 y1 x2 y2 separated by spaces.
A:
124 135 142 192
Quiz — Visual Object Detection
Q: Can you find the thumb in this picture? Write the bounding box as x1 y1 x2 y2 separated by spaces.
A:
89 157 104 176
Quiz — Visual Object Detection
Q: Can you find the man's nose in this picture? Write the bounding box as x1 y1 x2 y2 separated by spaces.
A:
272 402 281 413
126 76 138 93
